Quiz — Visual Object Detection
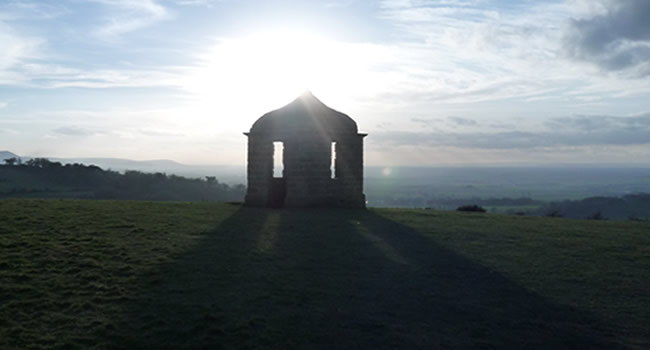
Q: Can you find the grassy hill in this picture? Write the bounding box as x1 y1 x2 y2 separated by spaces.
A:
1 200 648 349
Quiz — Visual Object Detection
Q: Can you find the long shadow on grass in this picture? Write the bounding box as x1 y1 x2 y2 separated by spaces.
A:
105 206 274 348
107 207 624 349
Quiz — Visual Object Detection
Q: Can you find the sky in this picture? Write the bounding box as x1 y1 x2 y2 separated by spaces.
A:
1 0 649 166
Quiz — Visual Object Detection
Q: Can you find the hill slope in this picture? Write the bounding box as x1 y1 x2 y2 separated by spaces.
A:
0 151 18 161
0 200 648 349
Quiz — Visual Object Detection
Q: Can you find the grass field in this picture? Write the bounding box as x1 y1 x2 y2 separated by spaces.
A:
1 199 648 349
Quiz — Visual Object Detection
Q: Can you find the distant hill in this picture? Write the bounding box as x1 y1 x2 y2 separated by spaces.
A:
51 157 246 184
0 152 245 184
0 151 18 161
535 193 650 220
0 158 245 201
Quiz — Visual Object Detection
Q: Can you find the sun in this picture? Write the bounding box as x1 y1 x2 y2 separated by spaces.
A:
186 30 341 109
180 29 380 131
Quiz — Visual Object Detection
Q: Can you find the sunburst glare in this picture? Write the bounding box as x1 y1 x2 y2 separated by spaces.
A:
180 29 387 131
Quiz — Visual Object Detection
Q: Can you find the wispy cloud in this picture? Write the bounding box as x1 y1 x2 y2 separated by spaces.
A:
137 128 184 137
169 0 226 6
0 1 182 88
323 0 358 9
0 1 69 20
53 126 100 136
373 0 650 107
91 0 170 37
3 59 185 89
0 21 43 85
375 113 650 149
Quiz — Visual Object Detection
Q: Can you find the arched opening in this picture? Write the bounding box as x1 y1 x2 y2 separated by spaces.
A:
273 141 284 178
270 141 286 208
331 141 337 179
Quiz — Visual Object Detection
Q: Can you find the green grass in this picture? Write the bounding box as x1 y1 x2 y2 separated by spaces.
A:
1 199 648 349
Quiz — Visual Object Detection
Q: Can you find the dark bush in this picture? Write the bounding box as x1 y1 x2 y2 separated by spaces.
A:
587 211 607 220
546 210 563 218
457 204 486 213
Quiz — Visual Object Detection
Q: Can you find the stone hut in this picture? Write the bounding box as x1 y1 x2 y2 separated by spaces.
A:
244 92 366 208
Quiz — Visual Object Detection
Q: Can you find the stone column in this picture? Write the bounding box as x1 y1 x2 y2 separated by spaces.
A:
244 134 273 207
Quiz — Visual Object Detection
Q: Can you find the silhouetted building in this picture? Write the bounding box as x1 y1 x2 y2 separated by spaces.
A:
244 92 366 208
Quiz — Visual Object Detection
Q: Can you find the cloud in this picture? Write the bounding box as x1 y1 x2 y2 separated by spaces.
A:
411 116 479 129
0 1 69 20
91 0 170 37
137 128 184 137
2 1 168 39
373 113 650 149
5 61 183 89
53 126 100 136
565 0 650 76
447 116 478 126
0 21 43 85
380 0 480 10
372 0 650 108
0 126 19 135
372 1 580 103
323 1 357 9
0 1 185 89
169 0 226 5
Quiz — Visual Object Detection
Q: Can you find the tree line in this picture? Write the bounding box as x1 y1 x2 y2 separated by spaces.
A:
1 157 245 202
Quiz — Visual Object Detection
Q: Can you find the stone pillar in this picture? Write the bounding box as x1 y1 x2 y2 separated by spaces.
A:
244 134 273 207
284 135 332 207
332 133 365 207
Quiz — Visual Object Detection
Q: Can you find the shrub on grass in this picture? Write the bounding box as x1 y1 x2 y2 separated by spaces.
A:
456 204 487 213
546 210 563 218
587 211 607 220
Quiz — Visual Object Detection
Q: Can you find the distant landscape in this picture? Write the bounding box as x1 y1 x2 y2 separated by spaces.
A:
2 151 649 220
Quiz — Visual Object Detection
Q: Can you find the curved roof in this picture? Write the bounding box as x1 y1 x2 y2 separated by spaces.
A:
249 92 358 137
